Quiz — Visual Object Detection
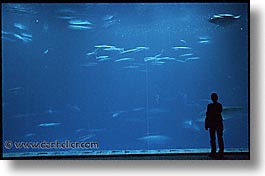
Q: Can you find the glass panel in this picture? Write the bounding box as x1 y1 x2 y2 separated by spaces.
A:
2 3 249 158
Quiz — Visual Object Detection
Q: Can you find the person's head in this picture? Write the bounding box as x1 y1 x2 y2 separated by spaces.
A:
211 93 218 103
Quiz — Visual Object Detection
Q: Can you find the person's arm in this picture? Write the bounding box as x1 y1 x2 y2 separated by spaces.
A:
205 104 210 130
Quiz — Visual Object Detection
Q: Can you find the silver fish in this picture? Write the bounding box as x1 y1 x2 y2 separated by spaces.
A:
179 53 193 57
94 45 115 48
38 123 61 127
114 58 134 62
209 13 240 27
14 23 27 30
137 135 171 143
96 55 109 59
199 40 210 44
69 19 92 25
156 57 175 61
104 47 124 51
68 25 92 30
86 48 98 56
172 46 191 50
185 57 200 61
43 49 49 54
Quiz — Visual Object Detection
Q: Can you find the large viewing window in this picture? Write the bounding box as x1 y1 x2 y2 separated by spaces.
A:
2 2 249 159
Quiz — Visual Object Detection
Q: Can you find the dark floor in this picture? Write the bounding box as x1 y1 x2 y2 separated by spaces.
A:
3 148 249 160
3 152 249 160
67 152 250 160
115 153 249 160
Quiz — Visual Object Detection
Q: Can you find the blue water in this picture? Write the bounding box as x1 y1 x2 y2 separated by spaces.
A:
2 3 248 156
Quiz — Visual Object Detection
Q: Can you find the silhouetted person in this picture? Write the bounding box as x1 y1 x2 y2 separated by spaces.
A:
205 93 224 158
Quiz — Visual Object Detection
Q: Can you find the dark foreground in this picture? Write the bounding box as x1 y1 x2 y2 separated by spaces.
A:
92 152 250 160
3 149 249 160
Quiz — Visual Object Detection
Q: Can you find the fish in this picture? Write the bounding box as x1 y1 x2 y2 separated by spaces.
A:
198 37 210 44
154 49 164 58
2 31 16 42
25 133 36 137
132 107 145 112
111 111 126 118
185 57 200 61
172 46 191 50
114 58 134 62
14 34 24 40
43 49 49 54
20 33 32 38
4 4 37 15
120 46 149 54
7 86 25 96
180 39 187 43
151 61 165 65
86 48 98 56
199 37 209 40
69 19 92 25
222 106 245 113
120 48 139 54
98 57 112 62
137 135 171 144
45 108 60 115
96 55 109 59
184 106 246 132
8 87 24 92
14 23 27 30
198 40 210 44
103 47 123 51
144 56 157 62
13 33 31 41
57 16 75 20
68 25 92 30
111 113 120 118
94 45 115 48
208 13 241 27
179 53 193 57
102 15 119 28
38 123 61 127
2 31 14 35
136 46 150 50
144 50 164 62
103 15 114 21
156 57 176 61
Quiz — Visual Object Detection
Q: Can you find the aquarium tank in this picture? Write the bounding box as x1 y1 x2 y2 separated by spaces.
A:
1 2 249 159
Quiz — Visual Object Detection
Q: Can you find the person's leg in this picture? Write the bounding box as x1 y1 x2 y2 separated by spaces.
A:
209 128 216 154
217 125 224 154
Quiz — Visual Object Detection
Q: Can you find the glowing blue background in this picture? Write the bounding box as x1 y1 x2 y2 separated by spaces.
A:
2 3 248 155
